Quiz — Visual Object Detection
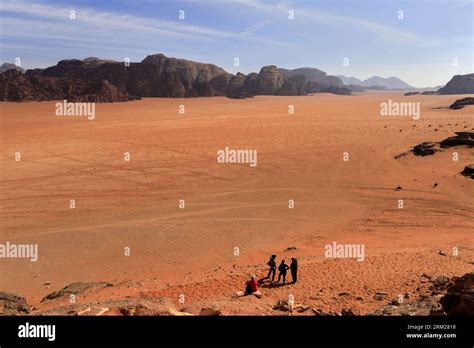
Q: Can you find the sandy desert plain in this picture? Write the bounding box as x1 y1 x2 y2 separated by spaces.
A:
0 92 473 315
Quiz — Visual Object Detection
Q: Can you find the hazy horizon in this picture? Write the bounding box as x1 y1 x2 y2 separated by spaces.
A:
1 0 473 88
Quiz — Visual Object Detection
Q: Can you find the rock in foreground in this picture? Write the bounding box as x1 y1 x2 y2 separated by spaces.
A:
42 282 113 302
440 273 474 315
0 292 30 315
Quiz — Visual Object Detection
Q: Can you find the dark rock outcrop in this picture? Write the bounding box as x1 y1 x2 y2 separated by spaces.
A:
0 70 135 102
407 132 473 158
438 74 474 94
440 273 474 315
439 131 474 148
461 164 474 179
413 142 437 156
0 292 30 315
449 97 474 110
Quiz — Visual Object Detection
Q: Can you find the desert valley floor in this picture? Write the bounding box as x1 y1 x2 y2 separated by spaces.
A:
0 92 473 315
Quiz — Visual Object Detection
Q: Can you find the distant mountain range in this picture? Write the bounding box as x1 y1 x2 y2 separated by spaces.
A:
337 75 415 90
0 55 472 102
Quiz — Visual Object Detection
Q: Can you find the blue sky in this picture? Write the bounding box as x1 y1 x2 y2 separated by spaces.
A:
0 0 472 87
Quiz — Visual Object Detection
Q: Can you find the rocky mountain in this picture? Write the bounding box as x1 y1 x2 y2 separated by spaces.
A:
337 75 363 86
438 74 474 94
0 69 135 102
0 63 25 73
225 65 351 99
0 54 352 102
40 54 228 98
363 76 414 89
338 75 415 89
281 68 344 87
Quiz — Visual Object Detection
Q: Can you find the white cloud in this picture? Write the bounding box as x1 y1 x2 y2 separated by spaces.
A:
185 0 436 45
0 0 288 46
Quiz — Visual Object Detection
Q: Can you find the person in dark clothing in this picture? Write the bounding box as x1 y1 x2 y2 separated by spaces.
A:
277 259 289 284
290 258 298 284
267 255 277 282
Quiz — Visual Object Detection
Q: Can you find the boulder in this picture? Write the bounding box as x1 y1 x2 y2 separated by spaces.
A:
0 292 30 314
433 276 450 287
413 142 437 156
449 97 474 110
42 282 112 302
461 164 474 178
341 308 357 316
440 273 474 315
311 308 339 316
119 297 192 316
440 133 474 148
199 306 222 316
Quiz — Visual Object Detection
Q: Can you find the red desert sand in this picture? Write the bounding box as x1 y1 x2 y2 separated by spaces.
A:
0 92 473 315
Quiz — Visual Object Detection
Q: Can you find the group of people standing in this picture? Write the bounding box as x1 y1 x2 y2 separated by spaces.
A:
266 255 298 285
242 255 299 296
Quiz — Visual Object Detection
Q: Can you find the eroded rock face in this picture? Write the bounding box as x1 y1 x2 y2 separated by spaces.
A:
210 73 233 96
1 54 226 101
438 74 474 94
226 73 252 99
0 292 30 315
276 75 309 96
44 54 227 98
256 65 285 95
